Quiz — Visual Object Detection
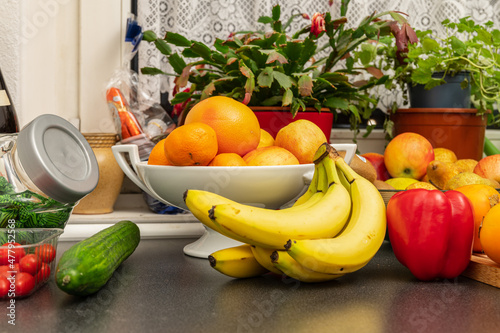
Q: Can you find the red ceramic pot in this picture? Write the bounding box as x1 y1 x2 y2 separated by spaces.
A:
251 106 333 143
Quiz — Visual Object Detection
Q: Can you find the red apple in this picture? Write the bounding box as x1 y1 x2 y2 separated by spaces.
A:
361 152 391 181
384 132 434 180
473 155 500 182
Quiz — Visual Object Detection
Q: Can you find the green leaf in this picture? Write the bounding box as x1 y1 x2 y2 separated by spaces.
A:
168 53 187 74
450 36 466 55
165 32 191 47
348 104 360 121
258 16 273 24
282 88 293 106
323 97 349 110
273 71 292 89
421 38 439 53
191 41 213 60
492 29 500 46
265 50 288 64
154 39 171 56
214 39 229 54
142 30 158 42
211 53 226 65
170 92 192 104
272 5 280 21
298 75 313 96
411 67 433 85
239 61 253 78
140 67 166 75
201 82 216 100
257 67 274 87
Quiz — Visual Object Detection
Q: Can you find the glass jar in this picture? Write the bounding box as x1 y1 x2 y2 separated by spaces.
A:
0 114 99 228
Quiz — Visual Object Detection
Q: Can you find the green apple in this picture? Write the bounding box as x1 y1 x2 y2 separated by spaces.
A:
384 132 434 180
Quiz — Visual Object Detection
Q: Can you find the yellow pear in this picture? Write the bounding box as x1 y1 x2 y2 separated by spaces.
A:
454 159 478 173
406 181 439 190
385 177 419 190
426 160 461 190
445 172 500 190
433 147 458 163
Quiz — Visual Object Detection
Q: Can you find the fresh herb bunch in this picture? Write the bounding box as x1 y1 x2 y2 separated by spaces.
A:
141 0 411 132
361 16 500 123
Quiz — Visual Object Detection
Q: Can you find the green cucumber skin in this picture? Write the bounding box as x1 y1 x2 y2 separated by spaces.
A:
55 220 140 296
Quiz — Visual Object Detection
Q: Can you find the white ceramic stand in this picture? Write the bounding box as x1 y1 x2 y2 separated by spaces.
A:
183 227 243 258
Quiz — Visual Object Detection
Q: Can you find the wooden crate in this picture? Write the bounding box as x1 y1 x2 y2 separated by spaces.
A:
461 254 500 288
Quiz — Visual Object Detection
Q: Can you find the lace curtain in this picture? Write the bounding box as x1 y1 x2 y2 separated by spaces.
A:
137 0 500 112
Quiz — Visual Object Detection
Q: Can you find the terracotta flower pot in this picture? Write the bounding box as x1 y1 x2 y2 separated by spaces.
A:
391 108 488 161
251 106 333 142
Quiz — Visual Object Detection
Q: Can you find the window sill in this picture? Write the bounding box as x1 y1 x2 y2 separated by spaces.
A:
64 194 204 241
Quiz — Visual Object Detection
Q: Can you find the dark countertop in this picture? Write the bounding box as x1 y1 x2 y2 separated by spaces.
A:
4 239 500 333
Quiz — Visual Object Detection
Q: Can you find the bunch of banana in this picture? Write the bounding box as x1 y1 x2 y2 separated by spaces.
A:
184 143 387 283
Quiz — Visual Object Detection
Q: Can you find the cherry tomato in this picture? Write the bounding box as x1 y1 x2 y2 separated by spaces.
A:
0 276 9 298
0 242 26 264
14 272 35 297
35 263 51 283
20 254 41 276
0 264 19 279
35 244 56 263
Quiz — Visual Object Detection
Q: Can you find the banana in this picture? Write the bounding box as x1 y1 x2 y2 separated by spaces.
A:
250 246 283 275
184 162 328 247
209 144 351 249
270 250 344 283
286 148 387 275
208 244 269 278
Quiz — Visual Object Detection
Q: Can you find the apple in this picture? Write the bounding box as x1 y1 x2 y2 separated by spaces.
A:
384 132 434 180
361 152 391 181
473 154 500 183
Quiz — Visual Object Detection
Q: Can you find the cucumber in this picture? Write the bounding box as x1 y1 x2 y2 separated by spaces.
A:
55 220 140 296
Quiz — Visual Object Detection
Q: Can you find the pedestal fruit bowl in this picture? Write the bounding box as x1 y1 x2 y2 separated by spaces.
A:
112 143 356 258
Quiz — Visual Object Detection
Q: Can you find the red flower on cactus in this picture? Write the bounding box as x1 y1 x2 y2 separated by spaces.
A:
311 13 326 37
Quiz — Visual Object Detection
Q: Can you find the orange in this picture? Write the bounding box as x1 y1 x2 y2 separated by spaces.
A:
209 153 247 166
243 146 299 166
479 203 500 265
455 184 500 252
257 129 275 148
147 139 172 165
184 96 261 156
164 122 218 166
274 119 327 164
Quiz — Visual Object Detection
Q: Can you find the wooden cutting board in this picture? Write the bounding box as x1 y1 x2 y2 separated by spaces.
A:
461 254 500 288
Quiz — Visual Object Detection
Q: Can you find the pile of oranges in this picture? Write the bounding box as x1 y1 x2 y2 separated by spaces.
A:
147 96 328 167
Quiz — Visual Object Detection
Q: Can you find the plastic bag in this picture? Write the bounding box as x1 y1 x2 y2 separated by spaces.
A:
105 15 176 159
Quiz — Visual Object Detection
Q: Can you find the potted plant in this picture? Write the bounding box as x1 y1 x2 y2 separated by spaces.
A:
140 0 413 139
358 16 500 159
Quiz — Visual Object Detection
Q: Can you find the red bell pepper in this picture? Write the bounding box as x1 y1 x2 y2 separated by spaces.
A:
386 189 474 281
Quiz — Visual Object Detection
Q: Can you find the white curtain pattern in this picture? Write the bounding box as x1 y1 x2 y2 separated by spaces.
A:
137 0 500 111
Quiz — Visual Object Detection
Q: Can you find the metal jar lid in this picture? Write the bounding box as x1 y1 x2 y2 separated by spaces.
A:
16 114 99 203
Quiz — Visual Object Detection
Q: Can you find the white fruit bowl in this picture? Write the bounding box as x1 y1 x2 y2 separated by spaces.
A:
112 143 356 258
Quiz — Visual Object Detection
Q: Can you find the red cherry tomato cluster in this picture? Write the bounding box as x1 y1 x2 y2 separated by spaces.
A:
0 242 56 298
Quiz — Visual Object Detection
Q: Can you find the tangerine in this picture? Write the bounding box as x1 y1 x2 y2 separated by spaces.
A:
147 139 172 165
184 96 260 156
455 184 500 252
243 146 299 166
209 153 247 166
257 129 275 148
480 203 500 265
274 119 327 164
164 122 218 166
